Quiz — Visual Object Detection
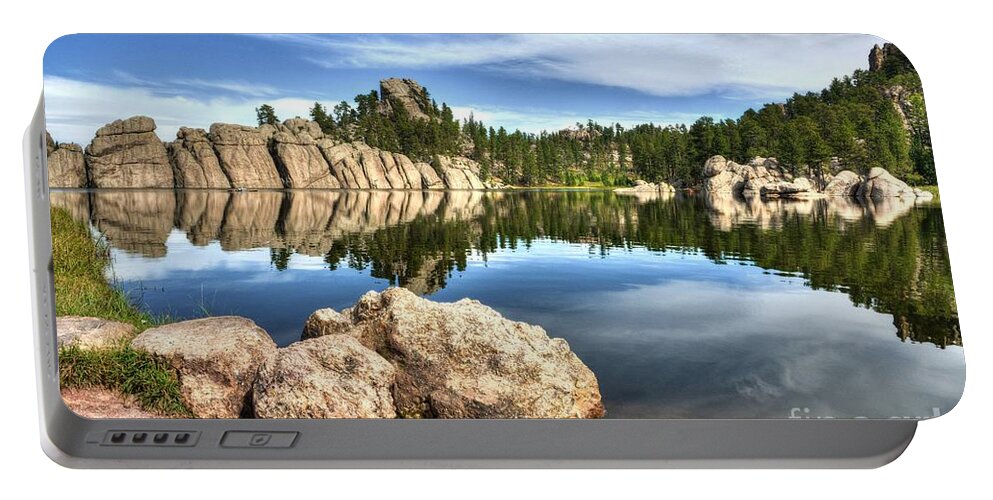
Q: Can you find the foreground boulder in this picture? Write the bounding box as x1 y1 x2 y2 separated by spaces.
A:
56 316 134 350
253 335 397 418
208 123 283 189
169 127 231 188
131 316 277 418
85 116 174 188
61 387 163 419
47 137 87 188
302 288 605 419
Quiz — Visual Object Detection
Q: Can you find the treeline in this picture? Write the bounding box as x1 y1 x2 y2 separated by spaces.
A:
258 89 463 161
256 44 934 186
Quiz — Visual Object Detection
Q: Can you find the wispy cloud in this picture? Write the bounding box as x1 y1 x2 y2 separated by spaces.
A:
105 70 282 98
257 34 881 100
449 105 710 134
44 76 319 144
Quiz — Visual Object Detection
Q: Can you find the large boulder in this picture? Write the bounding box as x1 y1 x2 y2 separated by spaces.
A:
318 142 369 189
702 155 728 177
252 335 397 418
379 78 433 121
85 116 174 188
822 170 862 197
208 123 284 189
702 169 744 196
271 126 340 188
359 149 392 188
416 162 445 189
47 138 87 188
304 288 604 419
760 178 819 198
857 167 917 199
614 179 676 195
56 316 134 350
434 156 486 190
280 117 324 141
379 150 408 188
394 153 423 190
169 127 231 189
130 316 277 418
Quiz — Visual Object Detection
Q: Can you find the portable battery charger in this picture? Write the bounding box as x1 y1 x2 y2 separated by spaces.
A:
26 34 962 468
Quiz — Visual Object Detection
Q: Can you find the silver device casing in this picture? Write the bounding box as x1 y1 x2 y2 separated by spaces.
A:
25 97 918 468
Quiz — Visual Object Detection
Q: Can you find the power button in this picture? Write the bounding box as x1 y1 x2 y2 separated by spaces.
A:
220 431 298 448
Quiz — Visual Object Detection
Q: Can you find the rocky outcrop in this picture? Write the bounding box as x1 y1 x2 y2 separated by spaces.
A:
131 316 277 418
85 116 174 188
49 115 492 191
704 170 744 196
760 177 819 198
56 316 134 350
46 133 87 188
379 78 433 121
823 170 862 197
302 288 604 419
614 179 676 195
316 141 448 190
700 156 931 202
393 153 423 189
169 127 231 189
252 335 397 418
740 157 791 197
702 155 728 177
208 123 283 189
433 155 486 190
416 161 444 189
869 43 913 74
270 119 340 188
857 167 917 199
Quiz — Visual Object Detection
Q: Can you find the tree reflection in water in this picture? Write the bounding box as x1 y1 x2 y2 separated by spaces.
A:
50 189 959 348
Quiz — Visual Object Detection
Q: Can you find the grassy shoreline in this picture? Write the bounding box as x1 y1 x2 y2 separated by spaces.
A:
52 207 190 416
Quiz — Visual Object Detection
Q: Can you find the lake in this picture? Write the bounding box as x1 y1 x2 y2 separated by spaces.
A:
50 189 965 419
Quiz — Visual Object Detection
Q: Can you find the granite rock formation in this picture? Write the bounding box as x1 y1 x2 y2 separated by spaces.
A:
169 127 231 189
46 132 87 188
84 116 173 188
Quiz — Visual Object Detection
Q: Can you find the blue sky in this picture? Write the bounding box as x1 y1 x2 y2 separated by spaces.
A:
43 34 883 144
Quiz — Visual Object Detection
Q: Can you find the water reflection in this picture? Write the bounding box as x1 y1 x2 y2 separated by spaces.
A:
50 189 959 350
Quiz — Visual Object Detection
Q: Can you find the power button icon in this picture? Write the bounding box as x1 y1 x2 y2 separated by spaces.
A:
220 431 297 448
249 434 271 446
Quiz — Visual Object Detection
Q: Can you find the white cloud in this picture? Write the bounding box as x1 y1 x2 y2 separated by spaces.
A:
44 76 329 144
262 34 881 99
449 104 708 134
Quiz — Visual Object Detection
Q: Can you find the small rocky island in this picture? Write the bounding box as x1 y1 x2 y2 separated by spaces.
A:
614 154 934 202
60 288 605 419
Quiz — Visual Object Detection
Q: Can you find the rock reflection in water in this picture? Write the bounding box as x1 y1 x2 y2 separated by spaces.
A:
49 189 957 347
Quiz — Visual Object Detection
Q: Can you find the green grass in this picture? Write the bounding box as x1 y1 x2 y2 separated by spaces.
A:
52 207 190 416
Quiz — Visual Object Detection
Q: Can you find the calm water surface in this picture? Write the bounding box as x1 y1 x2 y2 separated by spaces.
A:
51 189 964 418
